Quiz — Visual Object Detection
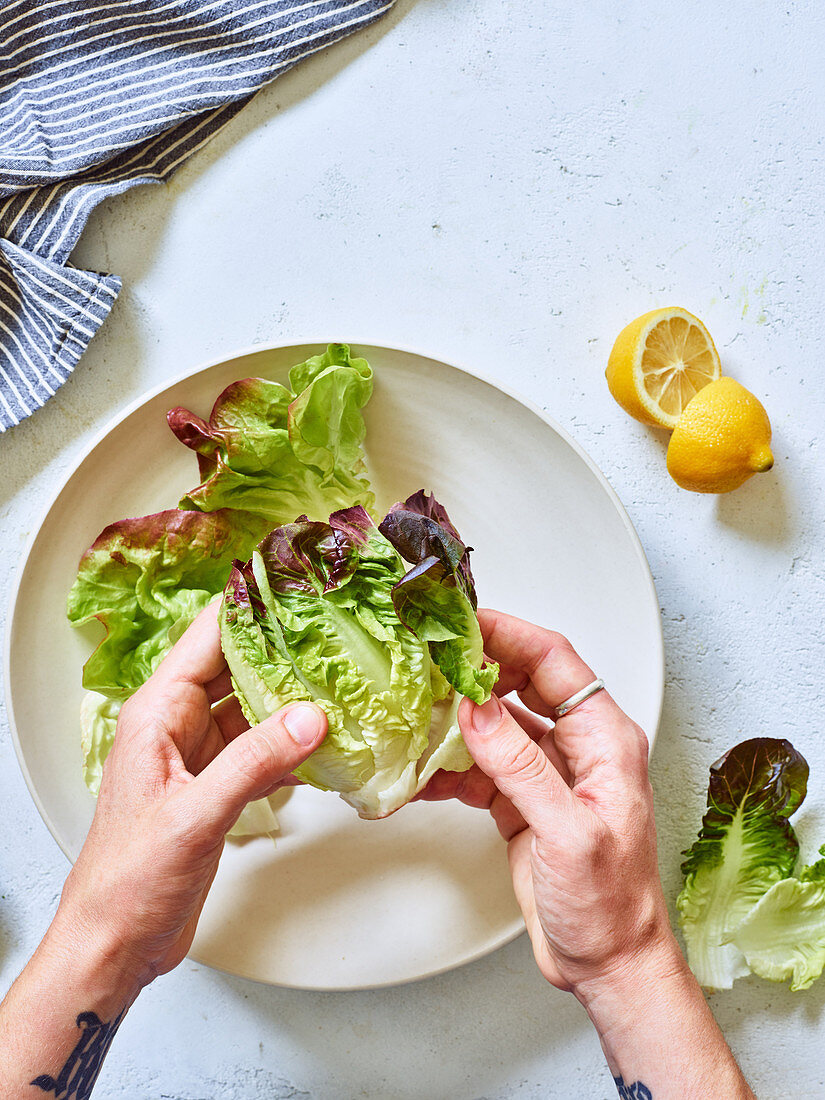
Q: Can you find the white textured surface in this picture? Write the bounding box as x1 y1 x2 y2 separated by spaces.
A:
1 1 823 1096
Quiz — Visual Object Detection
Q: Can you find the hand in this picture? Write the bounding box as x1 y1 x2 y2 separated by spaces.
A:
420 608 676 998
423 610 755 1099
54 604 328 993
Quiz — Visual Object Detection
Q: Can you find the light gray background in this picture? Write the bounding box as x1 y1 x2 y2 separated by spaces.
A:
2 1 824 1096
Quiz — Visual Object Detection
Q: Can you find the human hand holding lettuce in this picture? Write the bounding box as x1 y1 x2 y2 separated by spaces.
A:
0 609 330 1099
14 599 758 1100
67 345 496 824
420 610 755 1100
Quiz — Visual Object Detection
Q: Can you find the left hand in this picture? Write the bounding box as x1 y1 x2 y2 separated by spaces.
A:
53 604 327 993
418 608 669 995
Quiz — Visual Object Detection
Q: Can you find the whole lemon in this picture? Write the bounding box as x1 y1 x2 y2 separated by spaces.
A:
666 377 774 493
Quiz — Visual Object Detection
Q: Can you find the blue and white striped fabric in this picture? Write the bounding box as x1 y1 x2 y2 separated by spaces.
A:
0 0 394 432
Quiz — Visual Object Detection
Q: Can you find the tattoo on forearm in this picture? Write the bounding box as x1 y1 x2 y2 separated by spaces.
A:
614 1076 653 1100
30 1009 125 1100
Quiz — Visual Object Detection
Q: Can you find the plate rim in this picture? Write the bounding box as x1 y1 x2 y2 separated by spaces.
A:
3 336 664 986
189 912 528 992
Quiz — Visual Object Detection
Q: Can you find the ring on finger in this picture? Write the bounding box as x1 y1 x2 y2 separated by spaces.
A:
553 677 605 719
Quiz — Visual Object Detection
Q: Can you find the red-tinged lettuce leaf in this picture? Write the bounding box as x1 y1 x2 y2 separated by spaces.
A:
224 557 264 617
329 504 375 544
378 491 496 703
68 508 271 700
255 506 373 597
167 344 374 523
378 490 477 608
682 738 808 879
168 377 293 484
678 737 809 990
391 488 465 541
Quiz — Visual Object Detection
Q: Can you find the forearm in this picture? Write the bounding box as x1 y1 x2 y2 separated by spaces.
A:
576 934 755 1100
0 904 144 1100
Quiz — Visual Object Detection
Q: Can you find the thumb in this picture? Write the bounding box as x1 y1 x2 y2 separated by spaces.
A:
185 702 327 836
459 695 579 836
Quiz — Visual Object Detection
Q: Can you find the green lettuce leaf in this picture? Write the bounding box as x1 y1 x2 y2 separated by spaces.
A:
167 344 374 522
68 508 271 700
226 796 281 839
80 691 120 793
677 737 808 989
728 858 825 990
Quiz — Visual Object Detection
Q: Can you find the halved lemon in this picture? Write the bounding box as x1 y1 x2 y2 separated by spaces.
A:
606 307 722 430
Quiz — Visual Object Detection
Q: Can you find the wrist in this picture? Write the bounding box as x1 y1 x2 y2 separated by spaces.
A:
561 895 683 1009
0 892 139 1100
573 927 690 1018
571 930 754 1099
573 926 729 1083
43 894 149 1014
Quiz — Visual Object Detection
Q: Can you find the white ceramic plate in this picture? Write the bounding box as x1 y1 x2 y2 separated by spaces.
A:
5 342 664 990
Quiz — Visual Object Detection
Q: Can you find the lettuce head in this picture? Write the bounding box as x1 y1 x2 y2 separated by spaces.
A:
220 494 498 819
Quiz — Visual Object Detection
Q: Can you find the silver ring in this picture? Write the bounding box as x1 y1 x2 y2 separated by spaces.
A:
554 678 605 719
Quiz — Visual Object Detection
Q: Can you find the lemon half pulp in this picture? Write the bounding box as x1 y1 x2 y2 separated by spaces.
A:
606 307 722 430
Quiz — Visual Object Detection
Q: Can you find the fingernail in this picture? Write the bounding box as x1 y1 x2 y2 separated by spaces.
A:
470 695 503 736
283 703 323 745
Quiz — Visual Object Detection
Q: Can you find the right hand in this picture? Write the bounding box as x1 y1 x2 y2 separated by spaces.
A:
420 609 679 998
55 606 328 994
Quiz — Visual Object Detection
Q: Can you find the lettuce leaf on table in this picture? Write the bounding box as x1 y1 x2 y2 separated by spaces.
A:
728 847 825 991
677 736 816 990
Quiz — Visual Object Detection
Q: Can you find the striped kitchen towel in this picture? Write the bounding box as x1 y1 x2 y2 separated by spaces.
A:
0 0 394 433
